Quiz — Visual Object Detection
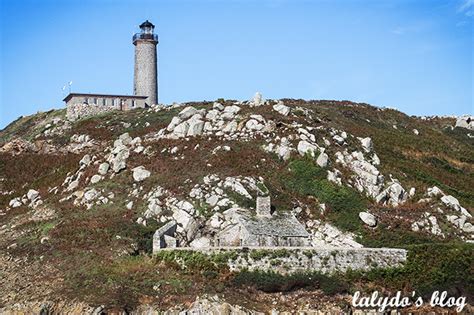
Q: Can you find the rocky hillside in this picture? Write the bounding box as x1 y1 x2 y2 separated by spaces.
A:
0 94 473 313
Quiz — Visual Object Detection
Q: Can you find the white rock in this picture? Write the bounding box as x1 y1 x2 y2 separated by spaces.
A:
297 140 318 157
178 107 198 120
189 237 211 248
413 129 419 135
27 189 40 201
206 194 219 207
98 162 109 175
213 102 224 111
327 169 342 185
333 135 345 145
187 119 205 136
463 222 474 233
119 133 132 146
84 189 98 201
276 145 292 161
90 175 102 184
126 201 134 210
205 109 220 121
177 200 195 214
223 178 252 199
372 154 380 166
455 115 474 130
316 152 329 168
359 212 377 227
172 121 190 138
9 197 22 208
172 208 192 229
209 213 223 229
411 222 420 232
167 116 182 131
222 121 238 133
359 137 373 152
79 154 91 166
273 102 290 116
132 166 151 182
245 119 264 131
223 105 241 114
376 182 407 206
441 195 461 211
428 216 443 236
427 186 444 197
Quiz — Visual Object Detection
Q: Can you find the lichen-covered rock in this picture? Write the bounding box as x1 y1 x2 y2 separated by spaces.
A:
178 106 199 120
90 175 102 184
172 121 189 138
98 162 109 175
27 189 40 202
132 166 151 182
359 212 377 227
297 140 318 157
316 152 329 168
272 101 290 116
359 137 373 152
455 115 473 130
187 118 205 137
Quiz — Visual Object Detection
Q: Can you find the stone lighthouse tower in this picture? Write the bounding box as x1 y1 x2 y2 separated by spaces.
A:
133 20 158 106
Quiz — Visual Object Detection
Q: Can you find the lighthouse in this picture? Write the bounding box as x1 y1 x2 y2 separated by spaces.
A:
133 20 158 106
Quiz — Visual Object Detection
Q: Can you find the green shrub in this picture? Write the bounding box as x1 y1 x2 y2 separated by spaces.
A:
285 158 366 232
233 269 348 295
135 221 161 254
346 243 474 298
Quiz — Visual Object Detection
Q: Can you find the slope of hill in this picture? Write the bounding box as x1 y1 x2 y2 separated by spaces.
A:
0 97 473 313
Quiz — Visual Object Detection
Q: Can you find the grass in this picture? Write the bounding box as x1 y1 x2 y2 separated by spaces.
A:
233 269 348 295
154 249 237 273
0 100 473 310
285 157 367 233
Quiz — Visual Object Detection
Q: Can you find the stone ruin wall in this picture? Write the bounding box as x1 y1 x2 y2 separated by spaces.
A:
66 103 118 121
158 247 408 274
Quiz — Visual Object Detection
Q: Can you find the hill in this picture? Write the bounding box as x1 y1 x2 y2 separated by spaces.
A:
0 96 473 313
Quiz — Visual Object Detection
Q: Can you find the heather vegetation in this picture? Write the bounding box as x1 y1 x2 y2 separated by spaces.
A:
0 98 472 312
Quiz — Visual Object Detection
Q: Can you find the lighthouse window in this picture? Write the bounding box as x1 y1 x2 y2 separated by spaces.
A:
132 100 136 107
102 98 106 106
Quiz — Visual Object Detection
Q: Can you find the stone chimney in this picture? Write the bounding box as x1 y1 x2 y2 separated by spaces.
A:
256 195 271 217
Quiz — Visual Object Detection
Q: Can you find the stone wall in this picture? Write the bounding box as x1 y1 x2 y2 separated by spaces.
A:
157 247 407 274
66 103 118 121
153 220 178 252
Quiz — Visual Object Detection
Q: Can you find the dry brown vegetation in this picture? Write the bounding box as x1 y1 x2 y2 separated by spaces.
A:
0 99 473 311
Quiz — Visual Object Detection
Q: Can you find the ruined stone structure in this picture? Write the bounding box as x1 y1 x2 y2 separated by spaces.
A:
256 195 271 217
217 196 310 247
152 220 178 252
159 247 408 275
63 20 158 121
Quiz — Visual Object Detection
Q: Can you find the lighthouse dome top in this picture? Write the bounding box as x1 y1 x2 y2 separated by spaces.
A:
140 20 155 29
133 20 158 44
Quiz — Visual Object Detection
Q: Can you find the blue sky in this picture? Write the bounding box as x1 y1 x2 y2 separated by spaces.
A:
0 0 472 128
